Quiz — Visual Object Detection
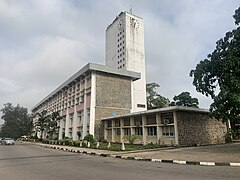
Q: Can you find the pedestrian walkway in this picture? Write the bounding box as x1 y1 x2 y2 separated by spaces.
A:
27 142 240 167
120 143 240 162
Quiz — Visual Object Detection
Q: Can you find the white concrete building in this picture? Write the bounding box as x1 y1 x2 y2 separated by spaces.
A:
32 11 147 141
105 11 147 112
32 63 140 140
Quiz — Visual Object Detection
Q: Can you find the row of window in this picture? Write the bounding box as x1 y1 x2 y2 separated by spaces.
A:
34 76 91 113
108 126 174 137
106 114 174 127
44 92 91 112
60 109 90 128
117 29 125 69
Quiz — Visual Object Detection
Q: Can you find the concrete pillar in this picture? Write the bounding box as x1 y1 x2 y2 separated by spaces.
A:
173 111 179 146
120 118 124 143
130 117 134 135
104 121 107 140
82 76 88 138
96 142 99 148
73 105 78 141
89 72 96 137
107 142 111 149
156 113 161 144
65 108 69 138
121 142 125 151
142 115 147 144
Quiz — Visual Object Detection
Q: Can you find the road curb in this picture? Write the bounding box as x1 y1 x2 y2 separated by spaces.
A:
37 143 240 167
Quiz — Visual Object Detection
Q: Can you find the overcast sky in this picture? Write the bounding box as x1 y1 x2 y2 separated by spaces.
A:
0 0 239 123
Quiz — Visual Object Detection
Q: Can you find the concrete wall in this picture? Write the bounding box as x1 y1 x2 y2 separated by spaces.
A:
94 72 132 140
176 111 227 146
105 11 147 112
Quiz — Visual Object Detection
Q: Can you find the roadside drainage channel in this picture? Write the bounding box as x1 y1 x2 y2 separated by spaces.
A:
38 144 240 167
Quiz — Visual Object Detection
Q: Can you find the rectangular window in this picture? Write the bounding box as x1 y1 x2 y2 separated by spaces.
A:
137 104 146 108
146 115 156 125
161 113 174 124
77 83 80 89
115 128 121 135
123 118 130 126
76 97 79 104
135 127 143 135
115 119 120 127
80 95 84 103
107 129 112 136
107 120 112 128
147 126 157 136
77 111 83 126
69 114 73 127
162 126 175 136
134 116 142 126
124 128 131 135
86 92 91 96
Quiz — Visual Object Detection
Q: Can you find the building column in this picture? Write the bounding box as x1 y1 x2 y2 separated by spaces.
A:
103 121 107 140
173 111 179 146
111 125 114 142
120 118 124 143
142 115 147 144
156 113 161 144
58 119 63 140
72 105 78 141
65 109 69 138
89 72 96 137
82 76 88 138
130 117 134 135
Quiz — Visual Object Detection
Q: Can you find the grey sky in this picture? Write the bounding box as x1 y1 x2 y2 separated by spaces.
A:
0 0 239 123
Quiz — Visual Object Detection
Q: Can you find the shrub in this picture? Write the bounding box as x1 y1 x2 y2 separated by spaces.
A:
77 131 81 140
101 139 108 143
225 131 232 143
126 135 137 145
83 134 95 144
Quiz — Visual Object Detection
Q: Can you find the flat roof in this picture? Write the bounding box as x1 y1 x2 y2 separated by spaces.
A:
101 106 209 120
32 63 140 111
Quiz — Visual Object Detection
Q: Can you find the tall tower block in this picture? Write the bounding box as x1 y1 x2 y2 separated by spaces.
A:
105 11 147 112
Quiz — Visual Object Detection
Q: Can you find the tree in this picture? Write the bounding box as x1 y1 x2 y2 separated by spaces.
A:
35 110 49 140
146 83 170 109
46 111 60 139
170 92 199 108
190 7 240 128
0 103 32 139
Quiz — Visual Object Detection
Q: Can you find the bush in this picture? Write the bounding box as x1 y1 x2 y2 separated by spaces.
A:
83 134 95 144
225 131 232 143
101 139 108 143
126 135 137 145
74 141 80 147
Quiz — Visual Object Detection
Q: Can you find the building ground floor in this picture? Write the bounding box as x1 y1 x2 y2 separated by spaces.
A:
102 106 228 147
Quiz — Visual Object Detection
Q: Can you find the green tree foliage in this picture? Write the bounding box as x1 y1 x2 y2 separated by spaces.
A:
0 103 32 139
46 111 60 139
170 92 199 108
35 110 60 140
83 134 95 144
146 83 170 109
190 7 240 127
35 110 49 140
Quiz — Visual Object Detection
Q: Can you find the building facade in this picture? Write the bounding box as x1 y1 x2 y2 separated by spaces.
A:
102 106 228 146
32 11 147 141
32 63 140 140
105 11 147 112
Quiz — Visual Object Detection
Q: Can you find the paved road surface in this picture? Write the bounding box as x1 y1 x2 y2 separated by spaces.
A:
0 143 239 180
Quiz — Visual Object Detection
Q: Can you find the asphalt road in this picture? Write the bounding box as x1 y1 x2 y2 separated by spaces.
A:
0 143 239 180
